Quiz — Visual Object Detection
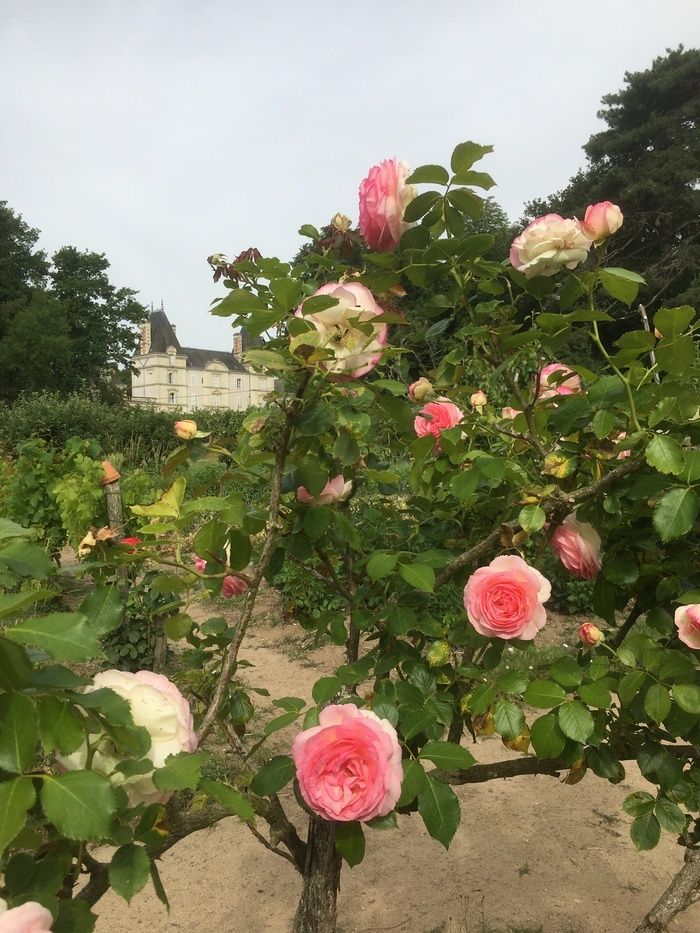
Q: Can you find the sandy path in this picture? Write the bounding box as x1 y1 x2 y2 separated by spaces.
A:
94 601 700 933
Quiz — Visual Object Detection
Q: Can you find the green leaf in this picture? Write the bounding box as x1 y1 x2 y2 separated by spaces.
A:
419 741 475 771
655 334 696 375
200 779 255 821
335 821 365 866
0 540 53 578
623 791 655 817
548 657 583 688
303 507 331 542
152 752 207 791
630 812 661 850
397 759 426 807
617 670 647 705
598 268 641 306
269 278 303 311
250 755 295 796
450 141 493 173
366 552 398 581
671 684 700 715
591 409 616 440
212 287 267 315
131 477 186 518
41 772 117 840
644 684 672 723
653 305 695 339
311 676 342 706
0 777 35 854
447 187 483 220
557 701 594 743
37 696 85 755
399 563 435 593
497 670 529 696
109 844 151 903
518 505 546 533
523 680 566 709
493 700 525 740
78 587 124 636
653 488 699 542
296 401 334 436
530 713 566 758
451 170 496 190
645 435 685 476
0 588 57 620
0 693 38 773
417 775 460 848
0 518 36 540
334 430 361 466
5 612 102 661
401 707 435 741
0 637 32 690
403 191 441 223
654 797 687 834
406 164 449 186
576 682 611 709
263 710 300 734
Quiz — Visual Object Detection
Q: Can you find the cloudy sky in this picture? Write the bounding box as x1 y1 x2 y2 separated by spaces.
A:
2 0 699 351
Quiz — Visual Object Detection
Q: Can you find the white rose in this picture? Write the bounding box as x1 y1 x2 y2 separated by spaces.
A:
509 214 592 278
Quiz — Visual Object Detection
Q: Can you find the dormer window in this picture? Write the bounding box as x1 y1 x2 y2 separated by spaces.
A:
167 371 174 384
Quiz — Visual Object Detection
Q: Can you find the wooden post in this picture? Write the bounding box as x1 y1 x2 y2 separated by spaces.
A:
100 461 125 536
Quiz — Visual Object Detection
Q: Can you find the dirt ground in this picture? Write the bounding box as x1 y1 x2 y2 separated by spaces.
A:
94 594 700 933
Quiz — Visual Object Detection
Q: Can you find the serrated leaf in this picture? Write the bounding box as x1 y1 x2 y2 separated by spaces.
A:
653 488 699 542
493 700 525 740
530 713 566 758
0 777 35 854
645 435 685 476
417 775 460 848
518 505 546 533
630 812 661 850
644 684 671 723
0 539 53 578
406 164 449 186
335 821 365 866
109 843 151 902
523 680 566 709
41 772 117 840
37 696 85 755
450 141 493 174
0 637 32 690
557 701 594 743
0 693 38 772
366 552 398 581
5 612 102 660
311 676 342 706
250 755 295 796
397 759 426 807
0 588 57 620
79 587 124 636
200 779 255 820
671 683 700 714
419 741 475 771
654 796 687 834
399 563 435 592
152 752 207 792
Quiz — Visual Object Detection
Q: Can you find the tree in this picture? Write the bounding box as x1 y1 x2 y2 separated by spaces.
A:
0 294 72 399
524 46 700 311
0 202 49 342
464 196 514 261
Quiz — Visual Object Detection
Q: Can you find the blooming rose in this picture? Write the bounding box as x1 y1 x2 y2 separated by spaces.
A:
501 407 522 420
674 604 700 650
194 557 207 574
174 419 197 440
292 704 402 822
550 514 602 580
358 158 416 252
509 214 592 278
408 377 434 403
0 900 53 933
414 399 464 449
580 201 623 244
57 670 197 806
463 555 551 640
296 282 388 378
470 390 487 410
579 622 605 646
222 574 248 598
538 363 581 398
297 474 352 507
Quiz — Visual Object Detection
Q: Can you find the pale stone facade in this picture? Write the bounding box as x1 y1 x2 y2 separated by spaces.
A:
130 310 272 411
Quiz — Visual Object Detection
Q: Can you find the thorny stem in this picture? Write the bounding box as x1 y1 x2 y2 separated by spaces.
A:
589 316 642 433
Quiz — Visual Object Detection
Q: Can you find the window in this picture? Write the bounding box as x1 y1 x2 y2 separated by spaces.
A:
190 395 198 407
236 377 242 389
212 374 220 386
168 392 176 404
167 371 174 384
213 393 221 407
168 353 175 366
190 374 197 386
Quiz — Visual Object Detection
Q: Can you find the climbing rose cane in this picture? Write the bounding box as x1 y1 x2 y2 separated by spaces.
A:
509 214 591 278
296 282 388 377
0 899 53 932
57 670 197 806
464 555 551 640
674 604 700 650
358 158 416 251
550 514 602 579
297 474 352 506
292 704 402 822
580 201 623 244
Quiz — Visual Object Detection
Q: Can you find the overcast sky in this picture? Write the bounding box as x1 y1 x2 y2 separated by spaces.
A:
2 0 699 351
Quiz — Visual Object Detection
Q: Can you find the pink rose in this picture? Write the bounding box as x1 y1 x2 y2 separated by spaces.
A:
0 900 53 932
408 377 434 403
470 390 487 409
501 407 522 420
414 399 464 449
297 474 353 507
509 214 592 278
57 670 197 807
550 514 602 580
296 282 388 378
194 557 207 574
674 604 700 650
538 363 581 398
579 622 605 646
174 419 197 440
463 555 551 640
358 158 416 252
291 704 402 822
580 201 623 244
222 575 249 598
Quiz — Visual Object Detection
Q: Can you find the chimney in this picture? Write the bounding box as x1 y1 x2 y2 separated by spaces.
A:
139 322 151 355
232 332 243 360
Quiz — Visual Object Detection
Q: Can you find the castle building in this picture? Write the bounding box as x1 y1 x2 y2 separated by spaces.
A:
130 308 272 411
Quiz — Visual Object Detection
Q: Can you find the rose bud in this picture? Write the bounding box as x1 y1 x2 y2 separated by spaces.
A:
579 622 605 646
359 158 416 252
674 604 700 650
580 201 623 244
408 377 434 403
332 212 352 233
470 390 487 410
501 406 522 420
297 475 352 507
194 557 207 574
174 419 197 440
222 575 249 598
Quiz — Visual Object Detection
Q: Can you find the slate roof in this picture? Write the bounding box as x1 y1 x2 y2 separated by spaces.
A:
146 310 247 373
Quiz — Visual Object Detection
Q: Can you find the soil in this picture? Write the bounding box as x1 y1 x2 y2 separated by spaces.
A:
93 591 700 933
